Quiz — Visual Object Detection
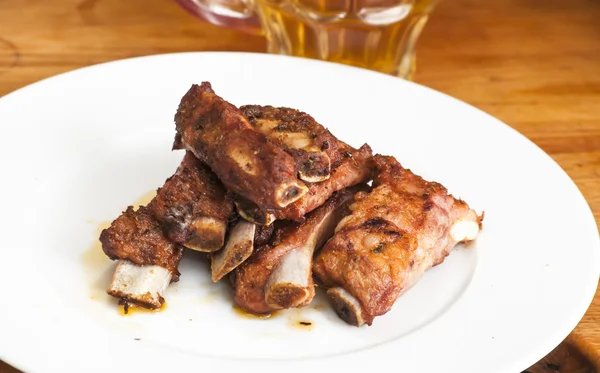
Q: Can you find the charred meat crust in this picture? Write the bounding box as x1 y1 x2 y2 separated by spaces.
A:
100 206 184 280
240 105 374 221
254 223 275 246
241 105 332 182
149 151 233 251
174 83 307 210
241 105 346 168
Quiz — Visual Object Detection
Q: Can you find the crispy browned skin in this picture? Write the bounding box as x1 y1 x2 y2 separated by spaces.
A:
231 187 363 314
149 151 233 252
313 155 483 326
100 206 184 280
174 83 307 210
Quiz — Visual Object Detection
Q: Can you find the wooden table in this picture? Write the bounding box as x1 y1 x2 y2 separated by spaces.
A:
0 0 598 371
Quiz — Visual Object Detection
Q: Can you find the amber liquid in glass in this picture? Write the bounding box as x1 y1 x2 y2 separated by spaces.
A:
253 0 436 79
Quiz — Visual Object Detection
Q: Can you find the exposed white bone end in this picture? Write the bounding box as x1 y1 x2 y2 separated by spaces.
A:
107 260 172 309
275 181 309 208
184 217 227 252
265 284 312 310
327 287 365 327
297 150 331 183
270 247 312 287
264 246 313 309
450 219 480 242
211 221 256 282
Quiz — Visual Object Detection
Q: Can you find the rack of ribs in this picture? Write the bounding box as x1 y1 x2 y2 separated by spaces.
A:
313 155 483 326
236 105 374 223
98 82 486 325
100 151 233 310
174 82 308 210
231 186 366 314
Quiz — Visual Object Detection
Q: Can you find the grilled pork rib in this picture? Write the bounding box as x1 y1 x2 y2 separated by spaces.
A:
100 206 184 309
235 105 373 222
231 187 364 314
313 155 483 326
149 151 233 252
100 152 233 308
174 83 308 210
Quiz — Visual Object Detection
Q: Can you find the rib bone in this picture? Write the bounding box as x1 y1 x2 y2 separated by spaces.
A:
211 220 256 282
184 217 228 252
107 260 172 309
264 236 316 309
327 287 365 327
232 186 365 314
296 151 331 183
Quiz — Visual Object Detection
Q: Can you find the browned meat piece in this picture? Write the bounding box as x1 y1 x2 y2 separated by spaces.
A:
149 151 233 252
242 105 331 183
238 105 374 222
313 155 483 326
231 187 365 314
174 82 308 210
100 206 183 276
100 206 184 309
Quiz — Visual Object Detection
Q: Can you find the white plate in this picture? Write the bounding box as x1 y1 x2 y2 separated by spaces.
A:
0 52 598 373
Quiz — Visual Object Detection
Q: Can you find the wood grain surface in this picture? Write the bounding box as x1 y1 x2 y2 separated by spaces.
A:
0 0 599 372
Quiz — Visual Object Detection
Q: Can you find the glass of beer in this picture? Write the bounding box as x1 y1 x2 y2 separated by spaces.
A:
176 0 438 79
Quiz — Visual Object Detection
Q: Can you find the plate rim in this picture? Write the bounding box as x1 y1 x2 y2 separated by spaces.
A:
0 51 598 373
